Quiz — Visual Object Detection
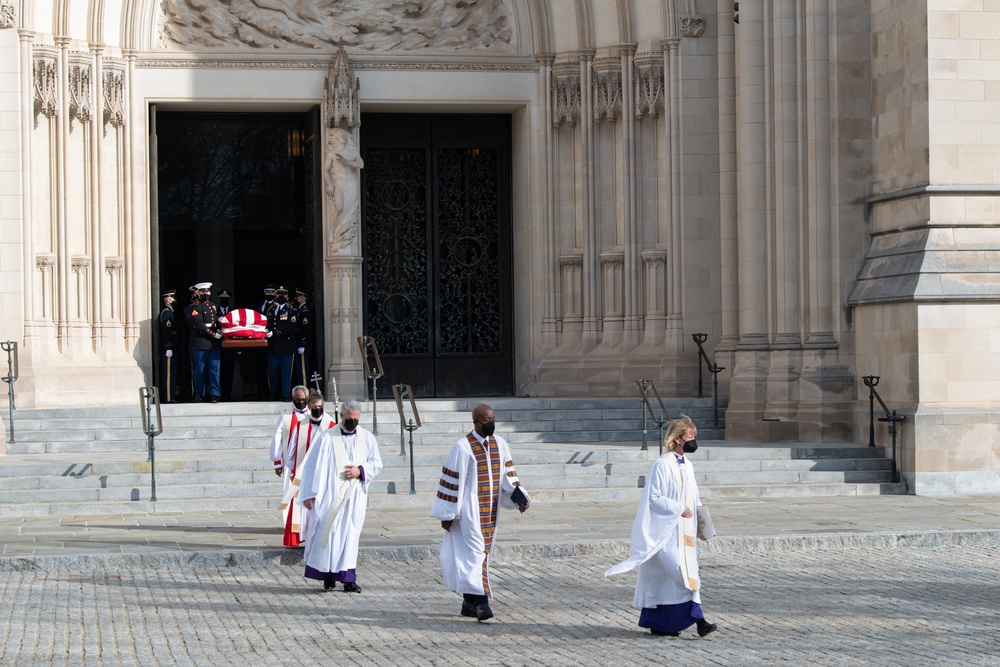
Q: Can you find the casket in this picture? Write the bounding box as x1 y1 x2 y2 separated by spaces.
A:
219 308 268 339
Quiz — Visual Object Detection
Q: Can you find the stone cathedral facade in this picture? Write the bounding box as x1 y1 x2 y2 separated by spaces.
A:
0 1 997 494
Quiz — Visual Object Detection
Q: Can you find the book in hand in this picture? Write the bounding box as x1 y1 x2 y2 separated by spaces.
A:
510 486 529 512
696 505 716 539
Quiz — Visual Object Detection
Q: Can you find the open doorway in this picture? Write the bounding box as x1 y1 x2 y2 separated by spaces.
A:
154 109 324 401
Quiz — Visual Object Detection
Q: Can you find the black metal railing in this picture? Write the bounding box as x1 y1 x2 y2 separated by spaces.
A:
862 375 904 484
691 333 725 429
636 379 670 454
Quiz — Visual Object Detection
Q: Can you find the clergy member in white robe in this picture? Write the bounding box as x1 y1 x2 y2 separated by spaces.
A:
431 403 530 622
299 399 383 592
268 386 315 547
605 416 717 638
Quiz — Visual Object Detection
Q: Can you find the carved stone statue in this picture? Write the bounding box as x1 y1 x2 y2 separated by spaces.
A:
159 0 514 52
326 127 364 252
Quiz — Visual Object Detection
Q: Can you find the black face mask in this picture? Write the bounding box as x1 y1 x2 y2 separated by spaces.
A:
276 295 287 304
219 299 230 309
342 418 359 432
198 293 209 302
682 439 698 454
310 407 324 419
480 420 496 437
292 399 307 411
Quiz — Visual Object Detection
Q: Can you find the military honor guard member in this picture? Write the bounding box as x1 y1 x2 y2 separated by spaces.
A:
265 286 297 401
254 284 277 399
186 281 223 403
291 289 315 390
158 289 178 402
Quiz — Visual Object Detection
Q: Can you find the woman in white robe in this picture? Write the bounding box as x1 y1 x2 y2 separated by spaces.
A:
605 416 718 638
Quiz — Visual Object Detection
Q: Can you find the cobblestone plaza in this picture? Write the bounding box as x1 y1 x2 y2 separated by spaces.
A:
2 542 998 667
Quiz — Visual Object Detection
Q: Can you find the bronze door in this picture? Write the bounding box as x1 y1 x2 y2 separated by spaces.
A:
361 114 513 397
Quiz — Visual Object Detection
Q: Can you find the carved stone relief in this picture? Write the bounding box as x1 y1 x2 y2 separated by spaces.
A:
325 127 364 252
593 63 622 124
680 15 706 38
103 69 126 129
68 60 93 125
33 55 59 120
159 0 514 52
552 72 581 128
326 45 360 129
0 2 16 29
634 59 664 120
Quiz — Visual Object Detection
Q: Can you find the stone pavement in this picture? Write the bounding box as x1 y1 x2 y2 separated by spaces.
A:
1 543 999 666
2 494 1000 665
2 494 1000 567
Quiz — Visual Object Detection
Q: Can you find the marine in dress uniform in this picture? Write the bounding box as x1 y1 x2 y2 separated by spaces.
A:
186 281 223 403
158 289 178 403
291 289 316 390
266 286 298 401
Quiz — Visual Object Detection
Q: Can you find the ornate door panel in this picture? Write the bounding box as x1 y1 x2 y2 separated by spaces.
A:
361 115 513 397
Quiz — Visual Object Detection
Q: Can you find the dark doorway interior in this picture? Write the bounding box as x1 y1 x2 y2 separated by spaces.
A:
156 110 323 400
360 114 513 398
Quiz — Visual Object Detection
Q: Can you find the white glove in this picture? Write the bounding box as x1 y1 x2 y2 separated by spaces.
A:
266 331 273 339
297 347 305 354
165 350 173 358
214 332 223 340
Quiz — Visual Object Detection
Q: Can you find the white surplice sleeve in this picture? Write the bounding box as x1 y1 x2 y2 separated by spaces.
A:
498 437 530 510
431 441 468 522
268 410 287 467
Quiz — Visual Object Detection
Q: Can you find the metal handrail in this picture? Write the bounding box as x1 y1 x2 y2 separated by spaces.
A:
861 376 904 484
691 333 725 429
636 379 670 455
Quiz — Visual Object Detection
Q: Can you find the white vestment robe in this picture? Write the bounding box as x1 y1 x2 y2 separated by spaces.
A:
268 409 334 545
605 453 702 609
430 432 529 598
298 426 383 575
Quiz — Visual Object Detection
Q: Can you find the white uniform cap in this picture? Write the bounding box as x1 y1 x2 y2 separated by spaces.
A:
194 282 212 290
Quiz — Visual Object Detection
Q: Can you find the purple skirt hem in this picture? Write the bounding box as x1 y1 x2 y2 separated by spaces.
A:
638 601 704 633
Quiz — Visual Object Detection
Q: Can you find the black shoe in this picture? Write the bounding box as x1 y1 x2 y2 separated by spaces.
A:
475 603 493 622
343 582 361 593
651 629 679 637
323 580 335 591
210 396 219 403
461 601 477 618
697 621 717 638
193 396 203 403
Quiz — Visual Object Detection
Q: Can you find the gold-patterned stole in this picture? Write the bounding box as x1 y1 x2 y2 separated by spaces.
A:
467 432 501 595
666 454 700 591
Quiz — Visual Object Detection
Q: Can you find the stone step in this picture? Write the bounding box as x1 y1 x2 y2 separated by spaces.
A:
0 441 901 516
4 397 727 456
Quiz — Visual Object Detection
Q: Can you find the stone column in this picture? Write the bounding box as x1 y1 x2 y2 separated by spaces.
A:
579 49 599 350
728 0 770 437
620 43 641 348
716 0 740 354
538 54 558 351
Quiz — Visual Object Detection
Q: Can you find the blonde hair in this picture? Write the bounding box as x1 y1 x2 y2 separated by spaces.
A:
663 415 697 453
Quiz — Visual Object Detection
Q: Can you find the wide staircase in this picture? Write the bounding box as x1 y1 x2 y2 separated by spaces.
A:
0 398 906 517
